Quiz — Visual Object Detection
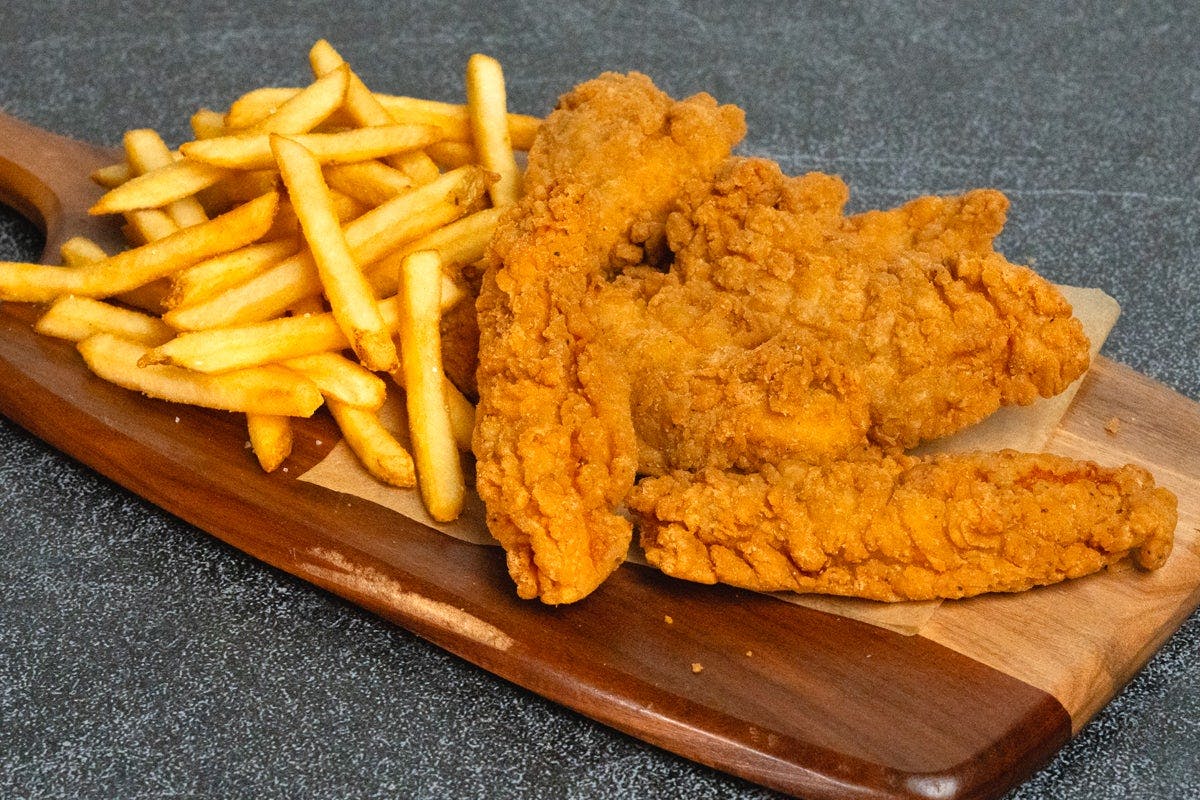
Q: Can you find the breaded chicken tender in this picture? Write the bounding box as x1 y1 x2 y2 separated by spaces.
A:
473 73 746 603
629 452 1176 601
603 159 1092 473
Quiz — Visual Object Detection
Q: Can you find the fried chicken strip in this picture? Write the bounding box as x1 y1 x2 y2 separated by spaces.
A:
629 452 1176 601
608 159 1092 473
473 73 745 603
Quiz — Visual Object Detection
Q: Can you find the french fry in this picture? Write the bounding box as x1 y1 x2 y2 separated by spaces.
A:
195 169 281 216
0 263 88 302
116 281 172 315
191 108 228 140
391 365 475 453
368 206 500 295
36 296 175 346
181 124 442 170
396 250 464 521
326 398 416 488
308 39 441 185
263 189 365 241
144 311 351 372
78 333 323 417
466 53 521 207
167 238 300 309
59 237 109 266
78 192 278 297
147 288 462 373
425 141 476 171
124 208 178 243
1 194 273 303
223 85 541 149
286 297 327 318
124 129 209 228
89 160 231 215
164 166 487 330
246 413 293 472
90 161 132 188
324 161 414 207
271 134 398 372
378 95 541 150
247 65 349 135
281 352 387 409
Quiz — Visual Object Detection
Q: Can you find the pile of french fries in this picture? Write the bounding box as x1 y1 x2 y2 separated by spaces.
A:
0 41 539 523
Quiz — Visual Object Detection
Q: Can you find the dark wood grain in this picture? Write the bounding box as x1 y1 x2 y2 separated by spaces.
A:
0 111 1134 800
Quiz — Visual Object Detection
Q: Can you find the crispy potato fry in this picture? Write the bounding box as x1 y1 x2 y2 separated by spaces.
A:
90 160 232 215
191 108 228 140
324 161 414 207
425 141 476 171
271 134 398 371
368 206 500 295
246 413 293 472
76 192 278 297
286 295 327 316
246 65 349 135
1 194 278 303
397 250 464 521
308 39 442 185
147 286 459 373
264 189 365 241
326 398 416 488
145 311 351 371
224 85 540 149
380 96 540 150
282 352 386 409
79 333 323 416
90 161 132 188
167 238 300 309
164 166 487 330
391 365 475 453
36 296 175 346
59 237 109 266
195 169 281 216
466 53 521 207
124 208 178 243
181 125 441 170
124 129 209 228
0 263 87 302
115 281 172 315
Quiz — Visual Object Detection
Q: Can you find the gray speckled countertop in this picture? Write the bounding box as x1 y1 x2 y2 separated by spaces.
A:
1 2 1197 798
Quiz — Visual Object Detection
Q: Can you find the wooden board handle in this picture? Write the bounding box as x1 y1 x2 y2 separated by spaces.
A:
0 112 120 260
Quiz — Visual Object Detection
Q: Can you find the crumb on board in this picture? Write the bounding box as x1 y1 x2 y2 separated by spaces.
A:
664 615 674 625
315 439 323 446
1105 416 1121 435
691 662 704 674
745 650 753 657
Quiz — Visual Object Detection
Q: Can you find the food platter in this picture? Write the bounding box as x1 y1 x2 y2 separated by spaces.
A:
2 111 1198 800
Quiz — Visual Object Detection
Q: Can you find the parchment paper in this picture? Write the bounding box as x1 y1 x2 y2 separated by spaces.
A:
301 285 1120 635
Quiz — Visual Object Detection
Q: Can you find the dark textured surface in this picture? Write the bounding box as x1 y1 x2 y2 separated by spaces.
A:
1 2 1198 798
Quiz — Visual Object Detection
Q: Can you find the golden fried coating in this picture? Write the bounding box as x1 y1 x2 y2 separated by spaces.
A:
606 158 1093 473
472 73 745 603
629 451 1177 601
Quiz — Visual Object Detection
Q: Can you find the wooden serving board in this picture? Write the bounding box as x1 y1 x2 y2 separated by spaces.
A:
2 112 1198 800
